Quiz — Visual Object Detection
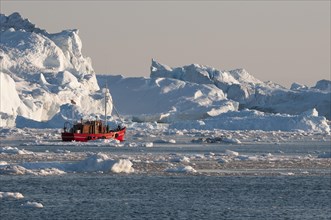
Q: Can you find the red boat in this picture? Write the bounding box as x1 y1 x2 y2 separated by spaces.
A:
61 120 126 142
61 86 125 142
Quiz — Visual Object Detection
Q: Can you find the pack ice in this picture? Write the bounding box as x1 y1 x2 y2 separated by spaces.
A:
0 12 330 133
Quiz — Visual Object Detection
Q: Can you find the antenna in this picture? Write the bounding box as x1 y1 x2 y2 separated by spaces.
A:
71 100 76 130
104 83 109 127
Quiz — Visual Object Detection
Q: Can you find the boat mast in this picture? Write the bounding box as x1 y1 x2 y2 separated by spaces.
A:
70 100 76 130
104 84 109 128
104 84 124 126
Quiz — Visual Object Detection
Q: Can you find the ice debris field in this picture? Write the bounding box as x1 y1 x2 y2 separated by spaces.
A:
0 126 330 178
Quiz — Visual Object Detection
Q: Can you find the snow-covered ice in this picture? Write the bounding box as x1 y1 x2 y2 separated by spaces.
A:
224 150 239 157
0 12 110 128
0 152 134 175
0 192 24 199
0 127 330 177
1 12 330 134
0 146 34 155
68 153 134 173
22 201 44 208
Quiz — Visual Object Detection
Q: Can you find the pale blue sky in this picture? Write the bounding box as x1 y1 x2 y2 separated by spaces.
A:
1 1 330 87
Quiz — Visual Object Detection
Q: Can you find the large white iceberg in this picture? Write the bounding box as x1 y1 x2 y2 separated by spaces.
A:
0 12 110 127
0 12 329 134
150 59 331 120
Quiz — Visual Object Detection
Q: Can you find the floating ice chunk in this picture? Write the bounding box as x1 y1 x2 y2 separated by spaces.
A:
0 165 33 175
124 142 138 147
205 152 215 156
170 156 190 163
111 159 134 173
224 150 239 156
144 142 154 148
124 142 153 148
164 166 197 173
68 153 112 172
280 172 295 176
37 168 66 176
93 138 120 145
0 192 24 199
175 131 184 136
194 154 205 159
22 201 44 208
0 146 34 155
68 153 134 173
0 164 66 176
0 153 134 175
0 161 8 165
222 137 241 144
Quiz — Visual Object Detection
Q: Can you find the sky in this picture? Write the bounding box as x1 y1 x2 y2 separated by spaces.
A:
1 1 330 87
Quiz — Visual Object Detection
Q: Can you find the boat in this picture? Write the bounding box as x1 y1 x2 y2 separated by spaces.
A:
61 87 126 142
61 119 126 142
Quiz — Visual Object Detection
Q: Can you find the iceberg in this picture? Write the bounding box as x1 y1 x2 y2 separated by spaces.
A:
0 12 109 127
150 59 331 120
0 12 329 134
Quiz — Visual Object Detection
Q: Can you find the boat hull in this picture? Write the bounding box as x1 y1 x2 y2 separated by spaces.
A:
61 128 126 142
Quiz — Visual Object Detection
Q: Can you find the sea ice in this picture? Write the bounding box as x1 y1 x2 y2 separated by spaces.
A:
111 159 134 173
0 192 24 199
170 156 190 163
22 201 44 208
224 150 239 156
0 146 34 155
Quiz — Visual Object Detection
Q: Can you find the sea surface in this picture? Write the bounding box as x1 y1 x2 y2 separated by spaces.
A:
1 132 331 219
1 174 331 220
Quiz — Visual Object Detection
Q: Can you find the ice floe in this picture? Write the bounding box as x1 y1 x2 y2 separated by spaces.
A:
22 201 44 208
0 192 24 199
164 166 197 173
0 146 34 155
0 153 134 175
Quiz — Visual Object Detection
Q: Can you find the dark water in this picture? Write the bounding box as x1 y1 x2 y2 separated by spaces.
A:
1 175 330 220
